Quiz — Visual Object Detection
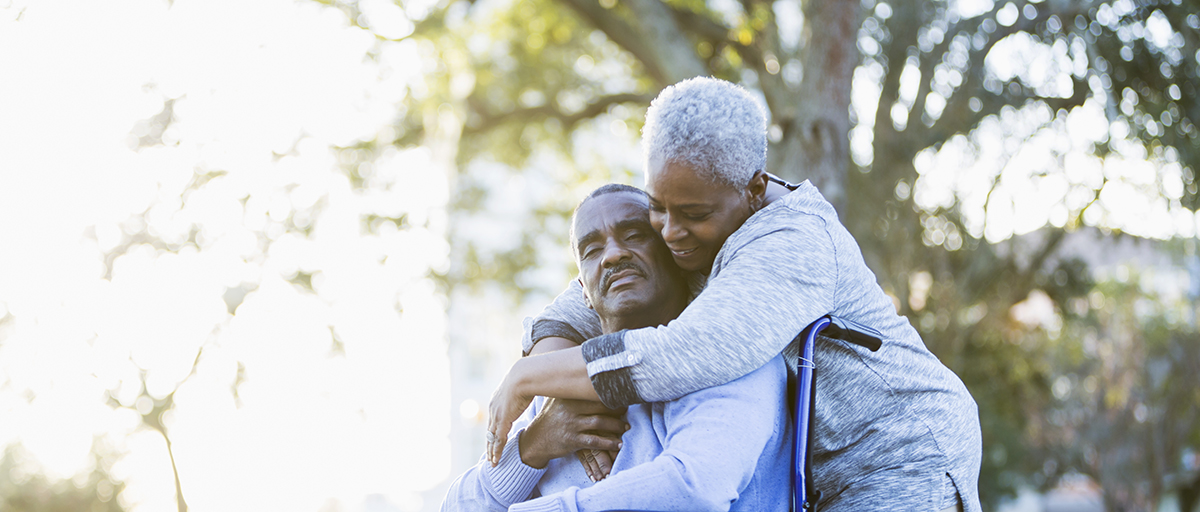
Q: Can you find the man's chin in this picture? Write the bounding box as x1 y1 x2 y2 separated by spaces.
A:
599 291 653 315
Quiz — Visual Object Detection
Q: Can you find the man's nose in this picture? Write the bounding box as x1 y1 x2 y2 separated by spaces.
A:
600 239 632 267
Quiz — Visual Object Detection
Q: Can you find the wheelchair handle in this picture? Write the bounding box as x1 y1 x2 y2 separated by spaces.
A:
820 316 883 352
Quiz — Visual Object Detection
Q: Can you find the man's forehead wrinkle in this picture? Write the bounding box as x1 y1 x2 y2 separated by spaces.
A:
574 217 649 245
613 218 653 231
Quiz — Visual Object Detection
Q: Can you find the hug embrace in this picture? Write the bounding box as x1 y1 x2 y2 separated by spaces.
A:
442 77 982 511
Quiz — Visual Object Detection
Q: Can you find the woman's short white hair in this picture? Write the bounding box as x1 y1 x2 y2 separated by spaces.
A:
642 77 767 188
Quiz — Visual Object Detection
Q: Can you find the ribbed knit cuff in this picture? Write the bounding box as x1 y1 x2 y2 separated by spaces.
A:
508 491 570 512
481 428 545 505
529 319 586 352
581 331 641 409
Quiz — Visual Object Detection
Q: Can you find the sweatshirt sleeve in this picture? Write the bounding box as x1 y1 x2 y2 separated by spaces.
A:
521 279 603 356
508 357 789 512
583 214 837 407
440 400 547 511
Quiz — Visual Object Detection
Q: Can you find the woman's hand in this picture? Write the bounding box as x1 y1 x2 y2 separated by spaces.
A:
486 346 602 465
487 361 534 465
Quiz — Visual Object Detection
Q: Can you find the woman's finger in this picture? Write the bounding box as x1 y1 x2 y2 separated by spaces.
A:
486 367 533 465
486 390 516 465
485 427 496 466
487 419 513 466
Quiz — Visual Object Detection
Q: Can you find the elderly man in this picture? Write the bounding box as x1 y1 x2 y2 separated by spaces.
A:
441 184 791 512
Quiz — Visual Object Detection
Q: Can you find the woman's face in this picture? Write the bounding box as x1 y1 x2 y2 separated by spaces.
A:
645 159 766 274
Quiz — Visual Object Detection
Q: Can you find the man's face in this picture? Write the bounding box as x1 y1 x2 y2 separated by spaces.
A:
573 192 682 324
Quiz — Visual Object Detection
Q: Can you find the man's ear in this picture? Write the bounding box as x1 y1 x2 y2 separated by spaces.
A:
578 277 594 310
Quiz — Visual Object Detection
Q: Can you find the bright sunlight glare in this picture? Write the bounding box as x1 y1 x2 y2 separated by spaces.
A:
0 0 451 511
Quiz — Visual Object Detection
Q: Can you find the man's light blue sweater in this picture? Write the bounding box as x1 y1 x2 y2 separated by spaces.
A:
441 355 791 512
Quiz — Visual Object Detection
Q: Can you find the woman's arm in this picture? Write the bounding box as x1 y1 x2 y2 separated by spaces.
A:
494 280 607 465
522 279 602 355
490 217 835 461
586 217 836 406
487 346 600 465
526 336 622 481
528 336 579 355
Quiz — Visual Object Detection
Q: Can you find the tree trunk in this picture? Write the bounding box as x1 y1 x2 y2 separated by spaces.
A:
1181 472 1200 512
624 0 707 83
768 0 863 215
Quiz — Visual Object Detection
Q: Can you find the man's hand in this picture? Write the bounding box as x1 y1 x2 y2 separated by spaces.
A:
486 347 602 466
519 398 627 480
576 449 620 482
517 336 624 480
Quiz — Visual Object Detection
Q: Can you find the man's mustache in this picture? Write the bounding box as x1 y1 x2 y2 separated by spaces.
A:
601 262 644 292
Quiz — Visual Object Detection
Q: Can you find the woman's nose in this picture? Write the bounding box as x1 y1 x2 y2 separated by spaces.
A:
660 214 686 244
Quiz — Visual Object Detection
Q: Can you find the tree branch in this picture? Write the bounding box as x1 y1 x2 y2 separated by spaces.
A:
621 0 707 82
463 92 656 136
922 3 1088 149
899 7 1007 153
556 0 669 84
314 0 447 42
667 3 727 41
673 2 792 117
663 1 797 113
870 2 923 169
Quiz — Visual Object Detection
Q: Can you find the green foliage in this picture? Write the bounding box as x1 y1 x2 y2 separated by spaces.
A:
1084 2 1200 209
1028 268 1200 509
0 443 126 512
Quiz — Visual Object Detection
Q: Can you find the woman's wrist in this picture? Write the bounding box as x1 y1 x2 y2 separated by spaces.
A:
528 336 579 355
513 346 600 402
510 356 536 398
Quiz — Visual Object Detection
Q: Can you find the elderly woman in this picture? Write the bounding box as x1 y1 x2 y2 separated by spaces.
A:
487 77 982 511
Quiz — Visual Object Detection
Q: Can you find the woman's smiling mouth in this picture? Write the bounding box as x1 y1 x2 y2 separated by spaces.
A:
669 247 697 258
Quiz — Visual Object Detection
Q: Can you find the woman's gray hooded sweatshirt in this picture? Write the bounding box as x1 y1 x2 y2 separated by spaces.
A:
523 181 982 511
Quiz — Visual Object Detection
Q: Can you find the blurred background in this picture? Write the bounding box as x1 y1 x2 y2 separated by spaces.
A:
0 0 1197 510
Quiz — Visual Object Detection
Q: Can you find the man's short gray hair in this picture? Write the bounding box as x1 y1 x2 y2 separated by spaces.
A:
642 77 768 188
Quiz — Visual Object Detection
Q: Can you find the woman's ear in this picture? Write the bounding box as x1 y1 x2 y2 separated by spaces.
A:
746 170 768 210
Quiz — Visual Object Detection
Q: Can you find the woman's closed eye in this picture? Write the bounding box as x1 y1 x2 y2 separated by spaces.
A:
648 202 708 221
